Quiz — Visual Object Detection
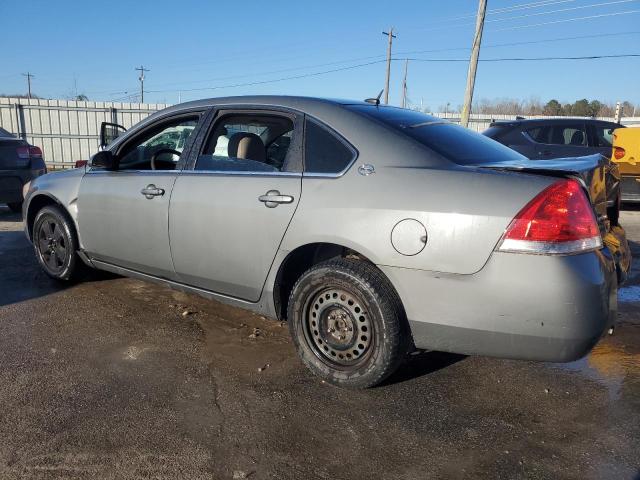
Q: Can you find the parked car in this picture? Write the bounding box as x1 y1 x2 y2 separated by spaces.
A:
483 117 623 160
484 117 625 220
0 127 46 212
22 97 630 388
611 127 640 202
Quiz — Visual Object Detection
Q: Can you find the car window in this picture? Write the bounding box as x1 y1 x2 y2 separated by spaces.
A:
526 124 587 146
304 119 355 174
593 125 616 147
118 117 198 171
347 104 524 165
196 114 293 172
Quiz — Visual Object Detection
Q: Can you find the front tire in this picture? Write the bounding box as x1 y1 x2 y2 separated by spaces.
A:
287 258 410 388
33 205 83 281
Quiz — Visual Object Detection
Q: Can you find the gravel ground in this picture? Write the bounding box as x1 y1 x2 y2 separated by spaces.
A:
0 205 638 480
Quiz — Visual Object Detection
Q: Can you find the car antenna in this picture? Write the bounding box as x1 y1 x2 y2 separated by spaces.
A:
365 90 384 106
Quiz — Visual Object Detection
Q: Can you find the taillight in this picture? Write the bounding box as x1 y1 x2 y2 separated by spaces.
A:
497 179 602 255
613 147 626 160
75 160 88 168
16 145 42 159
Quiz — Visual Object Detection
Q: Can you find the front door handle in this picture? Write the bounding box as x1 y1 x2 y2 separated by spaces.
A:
141 184 165 199
258 190 294 208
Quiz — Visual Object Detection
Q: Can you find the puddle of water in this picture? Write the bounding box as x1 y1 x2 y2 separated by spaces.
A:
618 285 640 303
553 333 640 402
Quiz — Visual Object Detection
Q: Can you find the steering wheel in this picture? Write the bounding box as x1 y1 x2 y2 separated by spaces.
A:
150 148 181 170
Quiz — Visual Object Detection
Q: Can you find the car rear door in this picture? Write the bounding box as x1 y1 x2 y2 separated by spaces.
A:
77 110 204 279
169 107 303 302
525 122 590 159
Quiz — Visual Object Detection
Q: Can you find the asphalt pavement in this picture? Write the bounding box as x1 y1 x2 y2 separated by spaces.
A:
0 205 638 480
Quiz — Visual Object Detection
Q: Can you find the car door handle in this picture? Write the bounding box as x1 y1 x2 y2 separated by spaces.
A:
141 184 165 199
258 190 294 208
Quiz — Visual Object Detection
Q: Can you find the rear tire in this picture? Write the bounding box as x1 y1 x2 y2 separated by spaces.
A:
33 205 85 281
287 258 410 389
7 202 22 213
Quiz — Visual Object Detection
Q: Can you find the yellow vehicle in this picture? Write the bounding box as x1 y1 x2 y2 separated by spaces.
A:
612 127 640 202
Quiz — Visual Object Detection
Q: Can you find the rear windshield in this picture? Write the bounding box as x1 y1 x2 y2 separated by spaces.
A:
347 105 525 165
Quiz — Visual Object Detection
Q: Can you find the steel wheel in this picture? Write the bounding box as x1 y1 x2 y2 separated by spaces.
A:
36 216 69 275
303 287 373 368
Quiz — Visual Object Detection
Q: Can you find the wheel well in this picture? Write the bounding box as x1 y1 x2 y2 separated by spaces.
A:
26 195 65 239
273 243 375 321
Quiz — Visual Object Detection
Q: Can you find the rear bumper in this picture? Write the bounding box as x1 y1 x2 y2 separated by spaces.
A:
0 169 34 203
620 175 640 203
380 248 618 362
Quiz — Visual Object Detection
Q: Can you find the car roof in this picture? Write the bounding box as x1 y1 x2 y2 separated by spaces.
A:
158 95 371 116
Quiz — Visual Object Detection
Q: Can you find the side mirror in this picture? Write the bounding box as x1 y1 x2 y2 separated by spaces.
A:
90 150 116 170
100 122 127 148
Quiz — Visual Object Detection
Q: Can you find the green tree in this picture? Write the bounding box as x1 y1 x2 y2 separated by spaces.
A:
543 99 563 115
588 100 603 117
571 99 591 116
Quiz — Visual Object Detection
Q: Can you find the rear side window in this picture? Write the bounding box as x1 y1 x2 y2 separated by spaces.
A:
526 124 587 146
347 105 524 165
304 119 354 174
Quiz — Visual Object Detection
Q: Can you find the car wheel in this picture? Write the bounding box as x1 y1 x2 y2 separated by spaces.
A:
33 205 83 281
287 258 410 388
7 202 22 213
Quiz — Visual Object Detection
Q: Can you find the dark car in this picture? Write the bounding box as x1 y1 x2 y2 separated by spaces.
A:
484 118 624 221
0 127 47 212
483 117 623 160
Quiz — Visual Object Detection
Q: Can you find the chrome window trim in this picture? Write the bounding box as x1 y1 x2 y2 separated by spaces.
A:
178 170 302 178
86 169 180 175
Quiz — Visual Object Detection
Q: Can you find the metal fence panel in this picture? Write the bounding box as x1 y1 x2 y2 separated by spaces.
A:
0 97 169 168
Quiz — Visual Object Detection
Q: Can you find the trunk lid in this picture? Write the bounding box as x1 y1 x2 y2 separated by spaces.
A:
478 154 610 227
0 137 29 170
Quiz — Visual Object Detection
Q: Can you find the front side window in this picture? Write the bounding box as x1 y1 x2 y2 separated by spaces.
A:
117 117 199 170
196 114 294 172
304 119 354 174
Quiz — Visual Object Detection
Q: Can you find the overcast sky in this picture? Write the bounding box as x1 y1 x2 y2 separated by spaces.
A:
2 0 639 108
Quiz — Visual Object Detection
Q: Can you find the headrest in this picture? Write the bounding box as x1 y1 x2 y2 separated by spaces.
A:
228 132 265 162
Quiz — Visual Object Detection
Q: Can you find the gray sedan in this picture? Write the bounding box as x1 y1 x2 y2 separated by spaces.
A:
22 96 630 388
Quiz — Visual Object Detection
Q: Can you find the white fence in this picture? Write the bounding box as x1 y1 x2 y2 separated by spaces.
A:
1 97 639 169
0 97 169 168
433 112 640 132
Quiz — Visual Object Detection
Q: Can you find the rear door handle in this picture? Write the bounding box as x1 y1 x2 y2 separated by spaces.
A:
258 190 294 208
141 184 165 199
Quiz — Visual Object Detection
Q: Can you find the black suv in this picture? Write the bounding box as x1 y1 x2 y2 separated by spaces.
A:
483 118 622 160
0 128 47 213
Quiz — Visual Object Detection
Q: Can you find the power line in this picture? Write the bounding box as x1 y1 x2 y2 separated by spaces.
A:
494 8 640 30
145 59 387 94
484 0 640 24
143 54 640 96
404 53 640 62
417 0 577 25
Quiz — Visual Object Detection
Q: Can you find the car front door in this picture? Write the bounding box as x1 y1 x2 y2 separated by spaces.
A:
77 111 204 279
169 108 303 302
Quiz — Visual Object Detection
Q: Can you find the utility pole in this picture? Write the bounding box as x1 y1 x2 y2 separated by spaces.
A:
382 28 396 105
460 0 487 128
21 72 34 99
135 65 150 103
401 59 409 108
